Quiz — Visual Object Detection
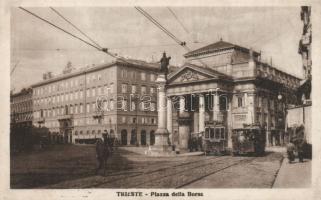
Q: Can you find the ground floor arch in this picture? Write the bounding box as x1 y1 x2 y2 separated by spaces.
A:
141 130 147 145
150 130 155 145
121 129 127 145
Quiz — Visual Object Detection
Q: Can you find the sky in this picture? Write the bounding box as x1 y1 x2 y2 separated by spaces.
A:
11 7 304 92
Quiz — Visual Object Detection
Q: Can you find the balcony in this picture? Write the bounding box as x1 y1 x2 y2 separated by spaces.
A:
58 114 73 120
36 117 45 123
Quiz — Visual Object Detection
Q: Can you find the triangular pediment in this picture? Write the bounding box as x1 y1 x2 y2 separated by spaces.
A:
167 65 222 85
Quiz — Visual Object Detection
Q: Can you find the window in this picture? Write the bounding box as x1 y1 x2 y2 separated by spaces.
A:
71 80 74 88
74 105 78 114
121 84 127 93
110 83 114 93
110 100 114 110
150 87 156 94
92 88 96 97
131 101 136 111
86 89 90 97
122 116 126 123
98 74 102 81
121 69 127 78
70 105 73 114
86 103 90 113
132 117 137 124
70 92 73 101
237 96 243 107
122 100 127 111
80 104 83 113
141 86 147 94
149 74 154 81
98 86 102 95
141 72 146 81
151 102 156 111
80 90 83 99
131 71 136 79
92 102 96 112
131 85 137 94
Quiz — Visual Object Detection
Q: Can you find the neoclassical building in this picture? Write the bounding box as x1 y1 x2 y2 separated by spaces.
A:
31 59 160 145
161 40 300 149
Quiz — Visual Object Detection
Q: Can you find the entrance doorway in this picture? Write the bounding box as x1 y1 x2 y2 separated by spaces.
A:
130 129 137 145
150 130 155 145
121 129 127 145
141 130 146 145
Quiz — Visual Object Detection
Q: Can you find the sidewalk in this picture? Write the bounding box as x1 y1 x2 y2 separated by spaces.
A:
273 155 311 188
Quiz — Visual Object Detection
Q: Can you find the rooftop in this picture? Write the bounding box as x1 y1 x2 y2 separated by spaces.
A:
184 40 260 58
31 58 161 88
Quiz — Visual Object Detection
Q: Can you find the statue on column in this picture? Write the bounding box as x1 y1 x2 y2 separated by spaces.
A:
160 52 171 79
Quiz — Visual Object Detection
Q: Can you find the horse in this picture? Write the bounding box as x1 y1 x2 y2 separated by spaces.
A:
95 138 111 175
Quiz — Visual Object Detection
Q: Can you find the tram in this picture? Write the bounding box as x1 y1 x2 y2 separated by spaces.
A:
202 121 228 155
231 124 266 156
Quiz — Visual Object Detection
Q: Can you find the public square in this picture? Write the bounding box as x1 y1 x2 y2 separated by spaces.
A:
10 144 310 189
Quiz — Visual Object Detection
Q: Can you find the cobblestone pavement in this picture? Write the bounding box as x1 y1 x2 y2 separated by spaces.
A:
11 145 283 188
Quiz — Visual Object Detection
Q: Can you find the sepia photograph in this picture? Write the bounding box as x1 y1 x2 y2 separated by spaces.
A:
5 3 319 198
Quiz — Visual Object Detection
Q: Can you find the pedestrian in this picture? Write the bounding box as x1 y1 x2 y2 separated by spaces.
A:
297 139 305 162
95 134 110 175
286 139 295 164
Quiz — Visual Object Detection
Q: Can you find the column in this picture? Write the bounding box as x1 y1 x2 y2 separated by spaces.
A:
193 112 199 134
179 96 185 115
213 93 219 121
167 97 173 144
178 95 190 149
247 93 255 124
148 73 171 156
227 95 233 148
199 94 205 133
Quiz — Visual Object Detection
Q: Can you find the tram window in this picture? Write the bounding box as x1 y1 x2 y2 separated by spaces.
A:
210 128 215 139
220 128 225 139
205 128 210 138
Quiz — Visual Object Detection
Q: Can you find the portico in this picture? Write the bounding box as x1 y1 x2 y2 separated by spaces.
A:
165 64 234 150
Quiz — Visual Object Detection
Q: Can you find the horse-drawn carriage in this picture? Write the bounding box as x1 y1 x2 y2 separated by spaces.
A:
232 124 266 156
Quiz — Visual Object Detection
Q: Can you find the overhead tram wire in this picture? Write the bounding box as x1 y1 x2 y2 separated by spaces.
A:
49 7 102 49
135 7 190 52
18 7 133 65
135 7 208 68
167 7 190 35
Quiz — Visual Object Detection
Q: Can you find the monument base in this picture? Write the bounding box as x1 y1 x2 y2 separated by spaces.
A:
146 127 175 157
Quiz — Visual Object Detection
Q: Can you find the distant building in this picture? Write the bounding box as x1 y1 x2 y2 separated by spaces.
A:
163 40 300 148
31 58 160 145
298 6 312 104
286 6 312 144
10 88 33 149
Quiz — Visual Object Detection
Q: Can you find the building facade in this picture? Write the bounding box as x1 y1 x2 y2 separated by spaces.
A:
31 59 159 145
163 40 300 149
10 88 33 150
298 6 312 103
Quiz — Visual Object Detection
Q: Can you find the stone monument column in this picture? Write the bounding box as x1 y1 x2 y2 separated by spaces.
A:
147 73 171 156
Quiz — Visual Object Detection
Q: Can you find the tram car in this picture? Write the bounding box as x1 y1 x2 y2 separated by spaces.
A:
202 121 228 155
232 124 266 156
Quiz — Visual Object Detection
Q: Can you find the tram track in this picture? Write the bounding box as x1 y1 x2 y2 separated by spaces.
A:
93 156 235 188
133 156 256 188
